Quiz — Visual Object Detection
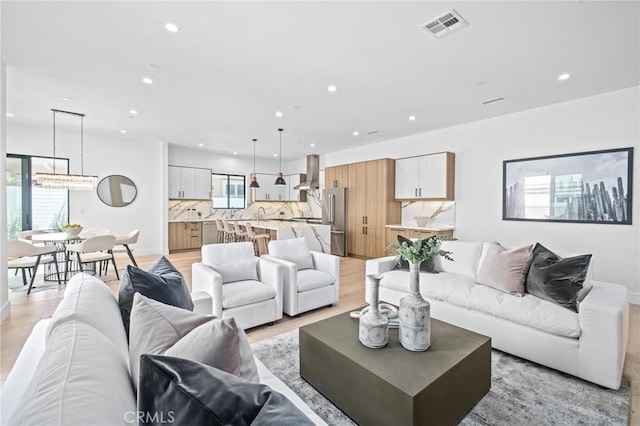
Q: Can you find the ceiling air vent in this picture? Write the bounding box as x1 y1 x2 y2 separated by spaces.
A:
367 130 380 135
481 97 505 106
421 9 468 39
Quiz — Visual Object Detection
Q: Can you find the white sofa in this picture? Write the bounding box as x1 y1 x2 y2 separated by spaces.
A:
0 274 325 425
366 241 629 390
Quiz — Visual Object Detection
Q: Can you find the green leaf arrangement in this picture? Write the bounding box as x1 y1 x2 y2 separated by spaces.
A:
387 234 453 264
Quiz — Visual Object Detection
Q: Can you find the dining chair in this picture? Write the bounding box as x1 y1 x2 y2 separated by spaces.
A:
78 227 111 239
244 224 270 256
7 240 61 294
113 229 140 267
65 235 119 281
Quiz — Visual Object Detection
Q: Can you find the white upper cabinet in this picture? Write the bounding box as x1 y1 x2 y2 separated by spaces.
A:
394 152 455 200
254 174 285 201
168 166 212 200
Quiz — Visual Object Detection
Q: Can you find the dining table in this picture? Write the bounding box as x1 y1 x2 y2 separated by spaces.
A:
30 232 84 282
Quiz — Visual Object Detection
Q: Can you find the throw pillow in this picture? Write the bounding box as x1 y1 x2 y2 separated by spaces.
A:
392 235 437 273
475 242 533 295
269 237 314 270
118 256 193 336
525 243 592 312
138 355 313 426
209 258 259 283
128 294 259 390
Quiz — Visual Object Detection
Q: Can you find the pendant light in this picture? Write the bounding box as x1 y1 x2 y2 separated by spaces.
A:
274 128 286 186
36 109 98 191
249 138 260 188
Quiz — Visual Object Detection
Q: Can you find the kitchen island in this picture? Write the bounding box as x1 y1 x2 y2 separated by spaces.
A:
243 220 330 254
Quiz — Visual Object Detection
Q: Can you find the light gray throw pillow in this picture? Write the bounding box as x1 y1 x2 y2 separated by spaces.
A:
128 293 259 390
476 242 533 296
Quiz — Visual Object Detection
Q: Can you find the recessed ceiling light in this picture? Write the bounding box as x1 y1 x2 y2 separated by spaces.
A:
120 130 127 134
6 113 15 117
198 143 204 147
327 85 337 92
165 23 179 33
273 153 278 157
353 131 359 136
409 115 416 121
310 143 315 147
142 77 153 85
233 152 238 155
129 110 138 115
558 73 571 81
61 97 73 101
275 111 283 118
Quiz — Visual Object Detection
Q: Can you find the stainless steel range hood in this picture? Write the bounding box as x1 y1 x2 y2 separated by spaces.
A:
293 154 320 190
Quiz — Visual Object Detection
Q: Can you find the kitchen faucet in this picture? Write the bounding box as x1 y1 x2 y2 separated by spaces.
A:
257 207 266 222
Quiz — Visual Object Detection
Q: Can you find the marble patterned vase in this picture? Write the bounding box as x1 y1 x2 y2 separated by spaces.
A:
359 274 389 348
399 261 431 351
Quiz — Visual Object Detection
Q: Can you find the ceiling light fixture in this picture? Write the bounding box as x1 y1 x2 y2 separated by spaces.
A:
129 110 138 115
274 128 286 186
36 109 98 191
198 143 204 147
61 97 73 101
409 115 416 121
310 143 315 147
558 73 571 81
328 85 337 92
165 23 179 33
353 131 359 136
142 77 153 85
275 111 283 118
6 113 14 117
273 153 278 157
233 151 238 155
250 139 260 189
120 130 127 134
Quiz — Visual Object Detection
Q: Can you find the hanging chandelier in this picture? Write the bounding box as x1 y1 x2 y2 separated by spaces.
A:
36 109 98 191
274 128 286 186
249 138 260 188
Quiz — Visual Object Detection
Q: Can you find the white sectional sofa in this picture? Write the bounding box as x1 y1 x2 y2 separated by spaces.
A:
366 241 629 390
0 274 325 425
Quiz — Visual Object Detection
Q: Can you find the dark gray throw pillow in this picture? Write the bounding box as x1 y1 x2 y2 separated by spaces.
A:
118 256 193 336
525 243 592 312
392 235 437 273
138 355 314 426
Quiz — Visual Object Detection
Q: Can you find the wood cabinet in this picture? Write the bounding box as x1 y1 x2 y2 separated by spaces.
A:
169 222 202 252
169 166 212 200
395 152 455 200
346 159 400 259
384 227 454 255
324 164 349 188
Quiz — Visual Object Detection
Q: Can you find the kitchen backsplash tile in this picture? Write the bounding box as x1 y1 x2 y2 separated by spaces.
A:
400 201 455 228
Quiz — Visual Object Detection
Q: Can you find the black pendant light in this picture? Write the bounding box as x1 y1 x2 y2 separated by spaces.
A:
274 128 286 186
249 138 260 188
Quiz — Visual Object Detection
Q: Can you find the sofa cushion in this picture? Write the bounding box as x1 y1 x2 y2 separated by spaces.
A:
9 321 136 426
476 242 533 295
268 238 314 270
208 258 259 284
434 241 483 278
221 280 277 308
525 243 592 312
118 256 193 336
297 269 335 292
129 294 258 390
138 355 314 426
46 273 129 364
380 270 580 339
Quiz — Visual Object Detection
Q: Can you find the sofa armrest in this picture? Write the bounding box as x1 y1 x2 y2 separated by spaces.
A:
257 258 284 318
578 281 629 389
311 251 340 302
191 262 223 318
262 255 298 315
366 256 397 275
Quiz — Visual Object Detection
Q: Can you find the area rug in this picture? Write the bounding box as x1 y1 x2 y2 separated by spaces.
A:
251 330 630 425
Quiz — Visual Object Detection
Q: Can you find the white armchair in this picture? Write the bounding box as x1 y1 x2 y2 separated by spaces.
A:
263 238 339 317
191 242 283 330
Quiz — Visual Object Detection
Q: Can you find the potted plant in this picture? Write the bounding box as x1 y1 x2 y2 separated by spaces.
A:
388 234 453 273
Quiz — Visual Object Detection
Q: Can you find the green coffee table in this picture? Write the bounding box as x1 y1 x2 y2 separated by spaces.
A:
300 310 491 426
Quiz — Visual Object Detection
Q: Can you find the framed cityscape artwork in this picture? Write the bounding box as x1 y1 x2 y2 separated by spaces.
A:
503 147 633 224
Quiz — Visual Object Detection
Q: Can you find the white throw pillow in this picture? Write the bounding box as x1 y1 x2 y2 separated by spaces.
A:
209 258 259 283
435 241 484 278
268 238 314 270
128 294 259 390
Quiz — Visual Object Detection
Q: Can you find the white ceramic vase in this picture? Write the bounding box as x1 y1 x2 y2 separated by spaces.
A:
359 274 389 348
399 261 431 351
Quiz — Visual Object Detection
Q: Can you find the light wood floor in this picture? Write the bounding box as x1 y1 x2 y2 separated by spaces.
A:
1 251 638 424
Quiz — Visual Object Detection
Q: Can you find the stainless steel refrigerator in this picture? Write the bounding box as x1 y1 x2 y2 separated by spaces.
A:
322 188 347 256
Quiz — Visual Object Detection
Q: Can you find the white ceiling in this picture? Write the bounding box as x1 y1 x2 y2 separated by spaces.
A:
2 1 639 160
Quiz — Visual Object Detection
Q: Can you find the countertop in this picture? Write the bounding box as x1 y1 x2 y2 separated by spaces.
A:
385 224 454 232
168 218 328 231
169 218 319 224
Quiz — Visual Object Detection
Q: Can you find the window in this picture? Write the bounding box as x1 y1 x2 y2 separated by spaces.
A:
6 154 70 239
211 173 246 209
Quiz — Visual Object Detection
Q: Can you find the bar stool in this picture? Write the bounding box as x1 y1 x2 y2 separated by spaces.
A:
222 219 236 242
215 219 225 243
233 222 248 242
244 224 270 256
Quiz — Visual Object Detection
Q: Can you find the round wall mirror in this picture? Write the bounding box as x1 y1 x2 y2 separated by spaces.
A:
97 175 137 207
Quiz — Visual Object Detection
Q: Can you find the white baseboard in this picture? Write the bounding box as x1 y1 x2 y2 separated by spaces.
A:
628 292 639 305
0 300 11 323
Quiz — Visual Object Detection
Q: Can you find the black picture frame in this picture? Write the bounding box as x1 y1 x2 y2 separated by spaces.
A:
503 147 633 224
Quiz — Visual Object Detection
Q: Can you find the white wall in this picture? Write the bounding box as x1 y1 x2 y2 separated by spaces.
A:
6 123 166 256
324 87 640 302
1 58 9 321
